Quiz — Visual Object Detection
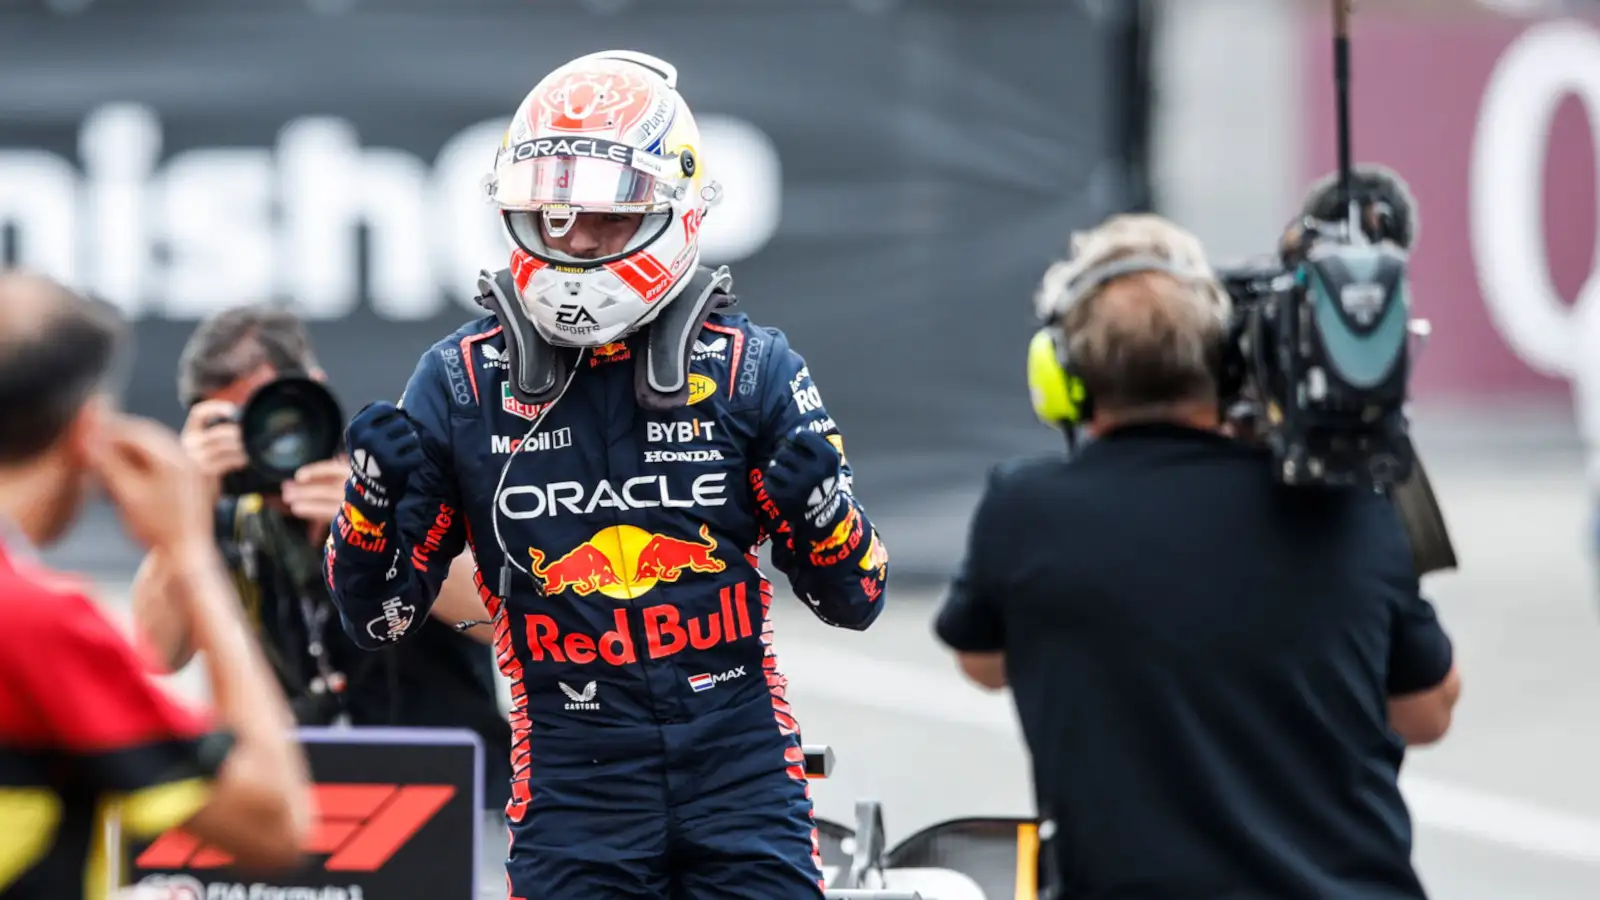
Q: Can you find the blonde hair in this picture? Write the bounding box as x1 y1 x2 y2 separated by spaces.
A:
1034 214 1228 322
1036 214 1232 417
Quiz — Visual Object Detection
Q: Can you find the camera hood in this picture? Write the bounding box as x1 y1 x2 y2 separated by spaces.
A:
238 375 344 481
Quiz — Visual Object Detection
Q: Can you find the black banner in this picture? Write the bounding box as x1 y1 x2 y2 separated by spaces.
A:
5 0 1147 577
125 727 482 900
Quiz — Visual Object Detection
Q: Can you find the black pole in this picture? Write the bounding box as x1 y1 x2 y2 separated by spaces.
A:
1333 0 1354 220
1117 0 1157 213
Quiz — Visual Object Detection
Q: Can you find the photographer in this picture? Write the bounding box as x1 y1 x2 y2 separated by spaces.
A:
0 271 308 895
128 305 512 815
935 215 1461 899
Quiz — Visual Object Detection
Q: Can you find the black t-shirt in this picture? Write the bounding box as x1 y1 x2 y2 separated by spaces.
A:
218 495 512 810
936 424 1452 900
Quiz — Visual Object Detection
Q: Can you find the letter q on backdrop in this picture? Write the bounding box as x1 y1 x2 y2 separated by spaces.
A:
1472 18 1600 484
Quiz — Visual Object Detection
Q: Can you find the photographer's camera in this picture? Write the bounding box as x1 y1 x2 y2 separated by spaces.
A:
205 374 344 497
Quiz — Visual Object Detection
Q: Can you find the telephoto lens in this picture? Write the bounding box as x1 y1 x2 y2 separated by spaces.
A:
220 376 344 496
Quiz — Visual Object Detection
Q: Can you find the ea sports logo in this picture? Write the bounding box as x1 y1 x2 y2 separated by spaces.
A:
352 449 382 480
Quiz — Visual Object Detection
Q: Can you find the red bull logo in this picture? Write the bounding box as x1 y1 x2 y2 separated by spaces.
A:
527 523 727 599
809 508 865 568
590 341 632 368
526 583 755 665
336 502 386 553
810 506 861 554
859 529 888 577
342 503 384 537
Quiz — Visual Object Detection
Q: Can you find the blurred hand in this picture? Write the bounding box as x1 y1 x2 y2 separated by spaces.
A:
89 414 213 554
281 458 349 528
180 399 248 499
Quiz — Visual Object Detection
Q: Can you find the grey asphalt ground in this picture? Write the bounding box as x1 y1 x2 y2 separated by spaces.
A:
83 429 1600 899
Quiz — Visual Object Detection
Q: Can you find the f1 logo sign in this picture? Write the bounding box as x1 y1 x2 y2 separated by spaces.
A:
135 783 455 873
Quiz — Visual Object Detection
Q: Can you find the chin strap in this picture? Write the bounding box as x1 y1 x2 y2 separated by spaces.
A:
475 265 736 410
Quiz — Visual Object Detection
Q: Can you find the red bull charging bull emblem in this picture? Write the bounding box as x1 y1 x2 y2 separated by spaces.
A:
589 341 632 368
527 523 726 599
336 501 387 553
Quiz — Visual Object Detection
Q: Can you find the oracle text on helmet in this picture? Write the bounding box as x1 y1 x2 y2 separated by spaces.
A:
0 103 782 321
496 473 728 520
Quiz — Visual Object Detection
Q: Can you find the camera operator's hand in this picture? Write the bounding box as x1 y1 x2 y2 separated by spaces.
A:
180 399 249 501
343 402 423 515
90 414 214 554
281 458 350 528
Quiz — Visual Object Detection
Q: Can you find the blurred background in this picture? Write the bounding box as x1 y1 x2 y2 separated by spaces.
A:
6 0 1600 897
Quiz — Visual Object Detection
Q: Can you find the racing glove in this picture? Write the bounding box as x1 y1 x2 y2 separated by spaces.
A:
764 429 850 543
336 402 423 555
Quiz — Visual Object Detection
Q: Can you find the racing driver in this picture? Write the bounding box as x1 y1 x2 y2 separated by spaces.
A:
323 50 888 899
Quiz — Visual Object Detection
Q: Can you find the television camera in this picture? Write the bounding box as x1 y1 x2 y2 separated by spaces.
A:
1211 1 1457 575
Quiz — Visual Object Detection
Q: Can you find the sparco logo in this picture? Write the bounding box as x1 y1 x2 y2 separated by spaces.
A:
0 104 780 319
738 333 764 397
439 347 473 407
497 473 727 519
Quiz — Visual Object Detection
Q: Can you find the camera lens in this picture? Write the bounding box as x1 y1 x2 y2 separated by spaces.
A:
256 406 318 472
238 377 344 480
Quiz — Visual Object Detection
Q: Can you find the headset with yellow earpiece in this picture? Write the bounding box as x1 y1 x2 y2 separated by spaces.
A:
1026 325 1090 428
1025 255 1196 434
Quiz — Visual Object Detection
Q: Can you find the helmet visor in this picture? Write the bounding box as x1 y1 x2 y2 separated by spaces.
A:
490 137 675 213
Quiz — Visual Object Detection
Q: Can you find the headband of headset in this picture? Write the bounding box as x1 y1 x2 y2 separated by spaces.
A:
1027 255 1198 427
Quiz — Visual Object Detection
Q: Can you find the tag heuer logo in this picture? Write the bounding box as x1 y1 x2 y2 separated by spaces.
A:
502 383 548 421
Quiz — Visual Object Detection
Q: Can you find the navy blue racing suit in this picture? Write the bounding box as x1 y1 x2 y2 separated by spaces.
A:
324 310 888 899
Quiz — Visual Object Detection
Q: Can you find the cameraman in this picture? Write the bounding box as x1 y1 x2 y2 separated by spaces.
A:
128 305 513 814
935 215 1461 900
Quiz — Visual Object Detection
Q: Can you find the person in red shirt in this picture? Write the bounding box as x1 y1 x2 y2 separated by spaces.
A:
0 270 311 900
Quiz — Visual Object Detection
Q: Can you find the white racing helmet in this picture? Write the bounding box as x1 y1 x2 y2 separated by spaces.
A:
483 50 722 348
